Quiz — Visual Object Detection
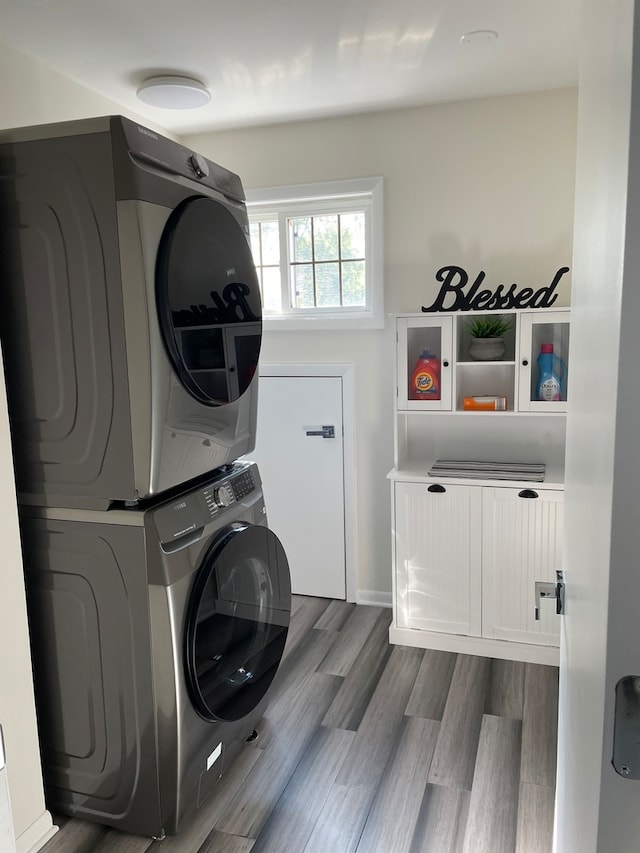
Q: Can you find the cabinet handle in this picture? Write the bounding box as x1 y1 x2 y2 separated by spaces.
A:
522 358 529 366
442 360 449 368
518 489 539 499
428 484 446 493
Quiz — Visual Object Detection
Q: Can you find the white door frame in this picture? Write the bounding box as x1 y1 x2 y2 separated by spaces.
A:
258 363 357 603
555 2 640 850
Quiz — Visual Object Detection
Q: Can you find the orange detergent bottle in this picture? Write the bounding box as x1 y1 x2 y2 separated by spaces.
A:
410 350 441 400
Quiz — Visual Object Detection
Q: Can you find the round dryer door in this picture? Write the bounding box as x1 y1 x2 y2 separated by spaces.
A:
184 524 291 723
156 196 262 407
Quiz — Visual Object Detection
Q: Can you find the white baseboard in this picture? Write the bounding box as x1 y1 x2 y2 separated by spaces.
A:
18 811 57 853
356 589 392 608
389 623 560 666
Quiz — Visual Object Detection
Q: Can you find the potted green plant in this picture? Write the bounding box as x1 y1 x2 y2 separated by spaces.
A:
466 315 513 361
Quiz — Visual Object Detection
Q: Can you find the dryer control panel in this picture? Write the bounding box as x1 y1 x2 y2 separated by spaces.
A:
115 115 246 202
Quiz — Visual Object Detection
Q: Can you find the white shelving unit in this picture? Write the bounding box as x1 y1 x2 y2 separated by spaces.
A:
389 308 570 664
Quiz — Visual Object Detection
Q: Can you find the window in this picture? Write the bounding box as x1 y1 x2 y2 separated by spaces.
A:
246 177 383 330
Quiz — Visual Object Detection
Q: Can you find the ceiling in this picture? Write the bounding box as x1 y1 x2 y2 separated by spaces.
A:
0 0 581 135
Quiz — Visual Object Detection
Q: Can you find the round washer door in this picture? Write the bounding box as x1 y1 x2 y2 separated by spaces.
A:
156 196 262 407
184 524 291 723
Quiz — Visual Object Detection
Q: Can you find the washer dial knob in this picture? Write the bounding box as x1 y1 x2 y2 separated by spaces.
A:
213 484 234 508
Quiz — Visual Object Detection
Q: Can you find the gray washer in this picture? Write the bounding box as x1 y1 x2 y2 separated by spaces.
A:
0 115 262 508
20 462 291 838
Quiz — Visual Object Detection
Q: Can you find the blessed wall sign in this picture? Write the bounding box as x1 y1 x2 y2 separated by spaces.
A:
422 265 570 313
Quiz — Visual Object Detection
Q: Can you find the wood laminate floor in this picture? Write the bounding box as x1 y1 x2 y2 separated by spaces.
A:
39 597 558 853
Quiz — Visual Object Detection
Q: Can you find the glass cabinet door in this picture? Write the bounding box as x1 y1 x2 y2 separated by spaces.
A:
518 311 570 412
397 317 453 410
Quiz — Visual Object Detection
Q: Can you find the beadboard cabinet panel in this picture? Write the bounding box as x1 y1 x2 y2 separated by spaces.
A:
394 482 482 636
391 481 562 662
482 487 563 646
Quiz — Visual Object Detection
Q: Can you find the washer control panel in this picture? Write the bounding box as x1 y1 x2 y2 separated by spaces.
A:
202 467 255 517
204 481 233 513
230 469 256 500
154 464 257 545
212 483 234 508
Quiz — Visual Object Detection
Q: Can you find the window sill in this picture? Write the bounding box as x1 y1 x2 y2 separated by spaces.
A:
263 311 384 332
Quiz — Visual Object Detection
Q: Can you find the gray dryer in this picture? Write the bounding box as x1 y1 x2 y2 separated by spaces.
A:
0 115 262 507
20 462 291 838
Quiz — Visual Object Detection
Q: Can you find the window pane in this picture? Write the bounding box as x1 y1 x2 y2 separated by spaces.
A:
289 217 313 262
248 177 381 324
292 264 314 308
342 260 366 306
316 263 341 307
340 212 365 260
249 222 262 261
261 221 280 266
261 267 282 313
314 215 339 261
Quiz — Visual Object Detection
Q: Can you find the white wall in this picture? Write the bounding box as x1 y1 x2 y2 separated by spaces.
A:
0 41 161 853
0 40 170 133
185 87 578 598
0 354 49 853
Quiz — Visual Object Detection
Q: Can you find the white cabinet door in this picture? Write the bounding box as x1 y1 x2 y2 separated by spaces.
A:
482 486 563 645
394 481 482 635
396 316 453 411
517 310 570 412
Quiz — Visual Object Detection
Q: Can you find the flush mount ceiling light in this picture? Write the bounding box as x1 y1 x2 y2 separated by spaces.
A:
460 30 499 45
136 76 211 109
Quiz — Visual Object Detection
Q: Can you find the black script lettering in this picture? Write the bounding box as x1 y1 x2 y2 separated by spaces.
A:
222 282 259 321
485 285 510 310
209 289 228 318
460 272 486 311
469 289 494 310
513 287 534 308
171 284 258 327
503 283 519 309
529 266 569 308
485 283 519 309
422 265 570 313
422 265 469 311
173 305 222 325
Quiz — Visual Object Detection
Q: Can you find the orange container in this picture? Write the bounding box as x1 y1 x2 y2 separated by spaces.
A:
410 351 441 400
463 395 507 411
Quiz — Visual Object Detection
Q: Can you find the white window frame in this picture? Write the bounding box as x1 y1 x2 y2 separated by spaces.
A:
246 177 384 331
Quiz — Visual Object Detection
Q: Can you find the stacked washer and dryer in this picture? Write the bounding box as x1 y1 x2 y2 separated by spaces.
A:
0 116 291 838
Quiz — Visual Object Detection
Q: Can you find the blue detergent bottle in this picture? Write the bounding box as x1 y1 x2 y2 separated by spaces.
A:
536 343 566 401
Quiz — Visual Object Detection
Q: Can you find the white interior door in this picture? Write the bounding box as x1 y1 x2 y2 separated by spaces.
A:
248 373 346 599
556 2 640 851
